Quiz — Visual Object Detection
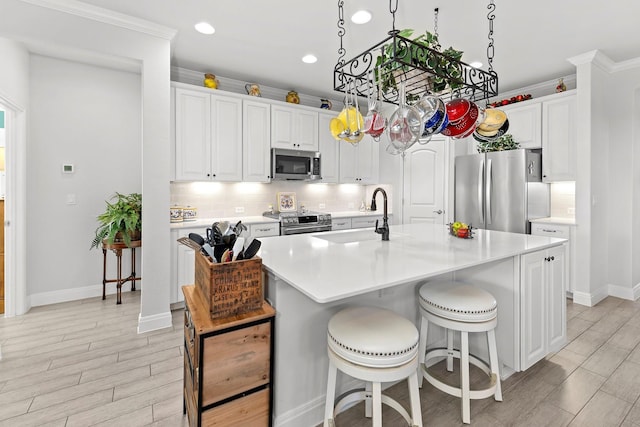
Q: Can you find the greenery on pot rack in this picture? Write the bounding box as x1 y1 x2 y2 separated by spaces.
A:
375 29 464 101
476 134 519 153
90 192 142 249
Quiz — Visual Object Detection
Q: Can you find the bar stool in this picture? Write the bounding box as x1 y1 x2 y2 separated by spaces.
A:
324 306 423 427
417 281 502 424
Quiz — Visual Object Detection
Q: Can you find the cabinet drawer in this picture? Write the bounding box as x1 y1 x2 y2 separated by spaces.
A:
250 223 280 237
531 223 570 239
331 218 352 230
202 322 271 406
202 387 270 427
351 216 382 229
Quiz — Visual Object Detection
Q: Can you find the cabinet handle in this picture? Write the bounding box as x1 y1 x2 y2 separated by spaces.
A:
541 229 556 233
545 256 556 262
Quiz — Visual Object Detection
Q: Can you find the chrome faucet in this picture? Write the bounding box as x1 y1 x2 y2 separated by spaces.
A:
371 187 389 241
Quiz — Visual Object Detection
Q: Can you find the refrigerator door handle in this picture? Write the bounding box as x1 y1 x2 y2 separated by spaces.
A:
478 159 485 224
486 158 492 226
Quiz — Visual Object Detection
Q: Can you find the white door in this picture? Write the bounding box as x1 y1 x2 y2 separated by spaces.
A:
402 139 445 224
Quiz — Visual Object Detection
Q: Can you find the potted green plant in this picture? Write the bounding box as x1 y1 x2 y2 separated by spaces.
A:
476 134 520 153
90 192 142 249
375 29 464 100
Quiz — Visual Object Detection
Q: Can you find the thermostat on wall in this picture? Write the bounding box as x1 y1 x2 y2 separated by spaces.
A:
62 164 74 174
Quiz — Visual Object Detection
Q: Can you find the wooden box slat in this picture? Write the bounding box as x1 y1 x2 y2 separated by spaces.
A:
201 387 270 427
202 322 271 406
195 252 263 319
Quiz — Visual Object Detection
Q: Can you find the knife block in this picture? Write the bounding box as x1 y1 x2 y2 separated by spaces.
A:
194 251 264 319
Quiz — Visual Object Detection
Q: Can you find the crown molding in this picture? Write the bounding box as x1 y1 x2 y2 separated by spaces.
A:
568 50 615 73
19 0 177 40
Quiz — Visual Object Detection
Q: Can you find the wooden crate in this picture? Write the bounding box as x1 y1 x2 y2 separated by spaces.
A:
195 251 263 319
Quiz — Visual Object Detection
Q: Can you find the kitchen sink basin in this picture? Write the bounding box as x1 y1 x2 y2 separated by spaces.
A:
314 230 408 244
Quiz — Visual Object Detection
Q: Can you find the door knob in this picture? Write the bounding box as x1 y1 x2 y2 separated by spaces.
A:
433 210 443 214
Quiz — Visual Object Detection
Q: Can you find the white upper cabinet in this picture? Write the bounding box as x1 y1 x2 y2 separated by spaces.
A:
243 100 271 182
271 105 319 151
542 94 576 182
318 112 340 183
210 94 243 181
175 88 211 181
339 135 379 184
502 102 542 149
174 87 242 181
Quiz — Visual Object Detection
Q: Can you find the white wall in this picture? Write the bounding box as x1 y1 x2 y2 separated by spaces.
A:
0 37 29 107
1 0 174 332
604 66 640 293
27 55 141 296
0 36 30 316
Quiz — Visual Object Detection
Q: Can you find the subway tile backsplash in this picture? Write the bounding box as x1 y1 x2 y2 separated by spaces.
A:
170 182 393 218
549 181 575 218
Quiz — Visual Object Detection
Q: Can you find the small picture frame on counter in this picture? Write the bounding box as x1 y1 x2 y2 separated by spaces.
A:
277 192 297 212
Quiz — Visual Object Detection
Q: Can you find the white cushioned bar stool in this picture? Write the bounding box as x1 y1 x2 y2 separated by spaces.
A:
324 306 423 427
417 281 502 424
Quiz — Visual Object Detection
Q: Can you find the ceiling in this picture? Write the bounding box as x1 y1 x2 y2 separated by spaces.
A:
76 0 640 99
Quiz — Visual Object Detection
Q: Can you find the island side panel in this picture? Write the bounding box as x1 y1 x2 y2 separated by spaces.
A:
452 255 521 374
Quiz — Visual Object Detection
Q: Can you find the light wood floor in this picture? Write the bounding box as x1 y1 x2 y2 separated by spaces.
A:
2 293 640 426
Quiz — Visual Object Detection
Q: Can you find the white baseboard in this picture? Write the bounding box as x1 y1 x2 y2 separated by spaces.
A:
608 282 640 301
572 289 607 306
29 283 139 307
572 283 639 307
273 378 361 427
137 311 173 334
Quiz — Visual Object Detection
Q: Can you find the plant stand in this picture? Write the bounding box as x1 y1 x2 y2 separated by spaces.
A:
102 239 141 304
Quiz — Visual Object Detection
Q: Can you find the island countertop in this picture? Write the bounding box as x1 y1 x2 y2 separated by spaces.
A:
259 222 566 303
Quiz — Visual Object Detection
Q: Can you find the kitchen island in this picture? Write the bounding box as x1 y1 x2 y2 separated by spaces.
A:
259 223 567 427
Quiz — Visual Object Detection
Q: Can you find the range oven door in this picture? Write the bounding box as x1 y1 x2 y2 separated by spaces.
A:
281 224 332 235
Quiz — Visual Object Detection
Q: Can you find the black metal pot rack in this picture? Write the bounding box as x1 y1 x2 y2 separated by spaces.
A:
333 1 498 105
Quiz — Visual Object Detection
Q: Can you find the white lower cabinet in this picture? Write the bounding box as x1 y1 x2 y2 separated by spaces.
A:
351 216 384 229
331 218 352 230
531 222 575 294
171 228 205 303
520 245 567 370
249 222 280 237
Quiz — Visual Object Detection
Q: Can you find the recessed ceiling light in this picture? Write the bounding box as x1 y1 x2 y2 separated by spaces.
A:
194 22 215 35
302 54 318 64
469 61 483 68
351 10 372 24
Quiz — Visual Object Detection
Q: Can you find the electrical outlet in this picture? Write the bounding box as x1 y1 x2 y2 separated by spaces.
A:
348 202 355 209
319 203 326 209
567 207 575 215
235 207 245 214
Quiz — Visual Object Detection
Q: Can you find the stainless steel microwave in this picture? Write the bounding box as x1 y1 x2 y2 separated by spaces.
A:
271 148 321 181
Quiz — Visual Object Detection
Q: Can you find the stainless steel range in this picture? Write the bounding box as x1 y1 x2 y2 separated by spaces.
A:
263 210 332 235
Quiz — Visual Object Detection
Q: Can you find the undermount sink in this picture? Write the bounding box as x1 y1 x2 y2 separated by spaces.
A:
315 230 407 244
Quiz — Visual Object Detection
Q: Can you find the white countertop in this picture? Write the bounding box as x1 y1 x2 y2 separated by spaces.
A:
530 217 576 225
170 215 279 230
259 223 566 303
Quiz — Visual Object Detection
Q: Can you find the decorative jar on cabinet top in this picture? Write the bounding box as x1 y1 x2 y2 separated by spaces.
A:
286 91 300 104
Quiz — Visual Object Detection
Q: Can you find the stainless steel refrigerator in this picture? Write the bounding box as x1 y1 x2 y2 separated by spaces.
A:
454 149 549 234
